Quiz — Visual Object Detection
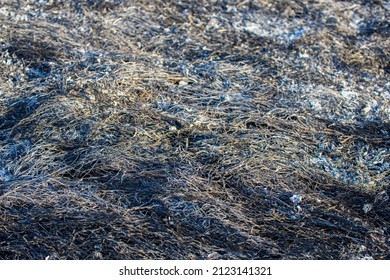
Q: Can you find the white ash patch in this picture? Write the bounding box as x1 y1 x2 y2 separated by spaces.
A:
308 99 322 111
0 167 13 183
340 89 359 100
242 19 308 44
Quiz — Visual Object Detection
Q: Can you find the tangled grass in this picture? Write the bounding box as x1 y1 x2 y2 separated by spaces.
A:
0 0 389 259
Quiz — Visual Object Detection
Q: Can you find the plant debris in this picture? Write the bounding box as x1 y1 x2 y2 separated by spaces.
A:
0 0 389 260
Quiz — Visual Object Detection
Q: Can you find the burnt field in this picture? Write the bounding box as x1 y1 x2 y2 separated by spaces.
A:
0 0 389 259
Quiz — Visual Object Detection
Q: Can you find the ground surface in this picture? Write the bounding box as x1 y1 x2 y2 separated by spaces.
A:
0 0 389 259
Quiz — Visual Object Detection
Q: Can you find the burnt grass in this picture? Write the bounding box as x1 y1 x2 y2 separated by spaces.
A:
0 0 389 260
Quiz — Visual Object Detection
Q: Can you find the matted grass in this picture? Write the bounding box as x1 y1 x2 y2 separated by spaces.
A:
0 0 389 259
